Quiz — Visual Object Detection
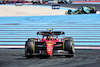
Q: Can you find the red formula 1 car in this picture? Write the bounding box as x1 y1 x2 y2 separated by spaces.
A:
25 29 75 58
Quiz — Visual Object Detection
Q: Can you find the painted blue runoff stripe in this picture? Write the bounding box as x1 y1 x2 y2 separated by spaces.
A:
0 39 100 42
0 27 100 29
1 25 100 27
0 35 100 37
0 32 100 34
0 36 100 38
0 14 100 25
0 31 99 34
1 24 99 25
0 30 99 32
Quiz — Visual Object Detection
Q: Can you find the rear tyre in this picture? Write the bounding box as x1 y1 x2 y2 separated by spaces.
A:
32 2 34 4
25 40 35 58
28 38 38 42
25 41 28 57
63 37 75 57
28 38 36 41
68 10 72 14
90 10 97 13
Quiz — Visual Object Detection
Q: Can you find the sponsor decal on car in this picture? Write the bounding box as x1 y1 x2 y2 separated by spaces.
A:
47 44 52 45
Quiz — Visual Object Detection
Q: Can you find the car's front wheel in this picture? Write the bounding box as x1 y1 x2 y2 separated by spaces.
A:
25 40 35 58
63 37 75 57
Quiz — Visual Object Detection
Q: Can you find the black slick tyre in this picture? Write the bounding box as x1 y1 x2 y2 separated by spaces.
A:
63 37 75 57
25 40 35 58
68 10 72 14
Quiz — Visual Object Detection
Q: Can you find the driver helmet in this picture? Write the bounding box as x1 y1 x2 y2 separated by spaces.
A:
90 6 96 10
48 35 53 40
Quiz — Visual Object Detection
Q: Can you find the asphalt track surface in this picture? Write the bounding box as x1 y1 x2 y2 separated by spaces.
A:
0 49 100 67
59 4 100 11
0 4 100 67
38 4 100 11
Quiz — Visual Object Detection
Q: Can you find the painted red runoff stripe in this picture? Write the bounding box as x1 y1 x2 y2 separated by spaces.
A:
0 46 100 49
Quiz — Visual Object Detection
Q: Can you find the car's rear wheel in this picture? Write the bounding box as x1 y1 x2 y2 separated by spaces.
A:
28 38 38 41
25 42 27 57
68 10 72 14
63 37 75 57
25 40 35 58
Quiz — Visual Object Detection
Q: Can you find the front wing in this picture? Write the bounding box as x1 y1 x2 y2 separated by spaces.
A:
26 50 72 56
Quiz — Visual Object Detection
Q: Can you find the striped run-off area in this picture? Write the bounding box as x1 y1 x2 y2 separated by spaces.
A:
0 16 100 45
0 23 100 46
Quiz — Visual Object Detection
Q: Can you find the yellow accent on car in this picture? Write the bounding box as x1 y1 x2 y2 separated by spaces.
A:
47 29 53 31
47 44 52 45
72 41 74 44
63 39 67 50
31 39 34 41
93 7 95 9
65 11 68 14
33 40 35 53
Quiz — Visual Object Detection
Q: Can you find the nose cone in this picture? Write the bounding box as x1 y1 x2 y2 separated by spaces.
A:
47 49 53 55
46 43 53 55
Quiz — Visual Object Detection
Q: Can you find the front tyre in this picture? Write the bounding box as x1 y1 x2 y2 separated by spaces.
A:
63 38 75 57
25 40 35 58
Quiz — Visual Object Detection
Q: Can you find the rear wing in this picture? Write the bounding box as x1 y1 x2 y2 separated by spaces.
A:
37 31 65 36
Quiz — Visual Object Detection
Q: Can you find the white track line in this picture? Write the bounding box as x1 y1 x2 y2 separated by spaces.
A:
97 11 100 14
0 46 100 49
0 46 25 48
75 47 100 49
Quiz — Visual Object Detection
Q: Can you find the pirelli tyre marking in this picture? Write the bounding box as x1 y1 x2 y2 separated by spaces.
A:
72 45 75 53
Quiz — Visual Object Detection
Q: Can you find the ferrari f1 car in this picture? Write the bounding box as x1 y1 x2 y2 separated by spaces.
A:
65 6 97 15
25 29 75 58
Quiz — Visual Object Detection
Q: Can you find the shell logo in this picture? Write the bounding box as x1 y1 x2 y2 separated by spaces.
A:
47 44 52 45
